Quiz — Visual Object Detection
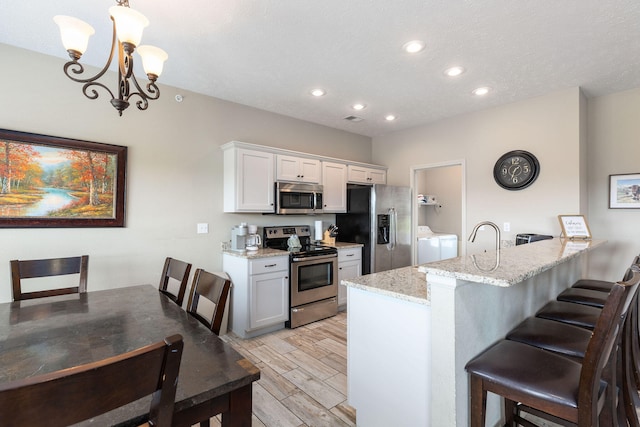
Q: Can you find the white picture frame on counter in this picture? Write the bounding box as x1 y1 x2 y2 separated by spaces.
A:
558 214 592 240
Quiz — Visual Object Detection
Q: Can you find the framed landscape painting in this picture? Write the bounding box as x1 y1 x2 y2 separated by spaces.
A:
0 128 126 227
609 173 640 209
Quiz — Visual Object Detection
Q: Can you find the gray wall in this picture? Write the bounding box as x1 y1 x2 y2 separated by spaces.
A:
0 43 371 303
373 88 584 254
586 87 640 279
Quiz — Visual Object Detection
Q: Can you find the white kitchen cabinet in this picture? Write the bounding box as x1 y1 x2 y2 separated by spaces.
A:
321 161 347 213
223 254 289 338
337 246 362 308
223 147 275 212
347 165 387 184
276 155 321 183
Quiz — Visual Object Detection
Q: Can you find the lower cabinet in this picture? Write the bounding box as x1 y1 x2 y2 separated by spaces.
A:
338 247 362 308
223 254 289 338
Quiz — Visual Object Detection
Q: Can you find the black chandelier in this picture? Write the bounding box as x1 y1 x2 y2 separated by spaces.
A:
54 0 167 116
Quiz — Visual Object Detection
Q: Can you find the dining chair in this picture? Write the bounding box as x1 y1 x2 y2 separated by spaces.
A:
0 334 184 427
186 269 232 336
159 257 192 307
465 267 640 427
10 255 89 301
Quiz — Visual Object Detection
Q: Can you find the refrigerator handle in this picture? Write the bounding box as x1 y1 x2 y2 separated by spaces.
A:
388 208 397 250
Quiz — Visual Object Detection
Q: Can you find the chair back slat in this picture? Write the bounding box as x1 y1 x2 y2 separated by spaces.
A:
159 257 192 307
0 334 183 427
187 269 232 335
10 255 89 301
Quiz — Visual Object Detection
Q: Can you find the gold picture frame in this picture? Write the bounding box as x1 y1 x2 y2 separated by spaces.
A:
558 214 592 240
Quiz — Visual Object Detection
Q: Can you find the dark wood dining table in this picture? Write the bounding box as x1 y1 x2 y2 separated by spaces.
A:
0 284 260 426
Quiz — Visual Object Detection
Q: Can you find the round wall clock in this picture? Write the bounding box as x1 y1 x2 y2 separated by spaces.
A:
493 150 540 190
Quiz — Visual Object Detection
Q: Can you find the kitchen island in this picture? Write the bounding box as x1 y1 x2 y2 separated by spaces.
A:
342 238 606 427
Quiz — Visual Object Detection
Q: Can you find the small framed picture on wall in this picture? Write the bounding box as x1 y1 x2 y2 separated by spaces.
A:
609 173 640 209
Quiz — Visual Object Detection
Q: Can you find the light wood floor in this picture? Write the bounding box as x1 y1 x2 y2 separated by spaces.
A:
206 311 355 427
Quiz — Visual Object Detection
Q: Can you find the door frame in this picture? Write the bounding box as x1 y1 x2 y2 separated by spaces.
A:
410 159 466 264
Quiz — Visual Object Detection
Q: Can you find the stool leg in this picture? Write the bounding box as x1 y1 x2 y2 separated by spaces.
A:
503 398 517 427
623 318 640 427
470 375 487 427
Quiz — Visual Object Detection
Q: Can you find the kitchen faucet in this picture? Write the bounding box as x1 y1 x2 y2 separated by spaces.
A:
468 221 501 272
468 221 501 252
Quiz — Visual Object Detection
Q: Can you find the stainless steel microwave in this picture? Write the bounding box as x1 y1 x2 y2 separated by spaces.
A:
275 182 323 215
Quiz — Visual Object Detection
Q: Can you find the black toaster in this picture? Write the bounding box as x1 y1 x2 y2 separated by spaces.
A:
515 233 553 245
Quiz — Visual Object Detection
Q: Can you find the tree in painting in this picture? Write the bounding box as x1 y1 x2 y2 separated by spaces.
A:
0 140 117 218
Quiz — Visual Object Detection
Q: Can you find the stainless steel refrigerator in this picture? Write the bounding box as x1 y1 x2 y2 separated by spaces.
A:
336 184 412 274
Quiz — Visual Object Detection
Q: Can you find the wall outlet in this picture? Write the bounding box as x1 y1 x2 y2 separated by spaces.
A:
197 223 208 234
503 222 511 232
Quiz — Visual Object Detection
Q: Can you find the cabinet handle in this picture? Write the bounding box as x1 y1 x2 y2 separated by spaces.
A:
264 263 276 268
346 254 354 257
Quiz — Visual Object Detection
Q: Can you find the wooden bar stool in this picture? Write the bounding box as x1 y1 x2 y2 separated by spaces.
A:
465 267 640 427
506 266 640 426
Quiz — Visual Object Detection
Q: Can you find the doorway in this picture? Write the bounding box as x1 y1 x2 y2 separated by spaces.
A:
410 160 466 264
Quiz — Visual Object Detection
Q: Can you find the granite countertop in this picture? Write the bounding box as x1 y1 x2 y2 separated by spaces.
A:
418 238 606 287
332 241 364 249
223 241 363 259
223 248 289 259
342 266 429 305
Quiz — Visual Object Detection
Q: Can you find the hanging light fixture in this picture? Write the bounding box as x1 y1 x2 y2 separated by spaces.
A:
54 0 168 116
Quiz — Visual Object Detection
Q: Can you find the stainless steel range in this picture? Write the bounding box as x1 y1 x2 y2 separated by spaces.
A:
263 225 338 328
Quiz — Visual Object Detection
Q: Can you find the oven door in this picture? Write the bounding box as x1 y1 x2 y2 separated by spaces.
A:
290 254 338 307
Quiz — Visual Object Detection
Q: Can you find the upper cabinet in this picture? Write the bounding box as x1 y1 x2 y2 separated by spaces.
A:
347 165 387 185
276 155 321 183
223 146 275 213
222 141 387 214
322 162 347 213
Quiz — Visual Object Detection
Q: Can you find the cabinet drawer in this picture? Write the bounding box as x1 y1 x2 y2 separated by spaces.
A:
249 257 288 274
339 247 362 262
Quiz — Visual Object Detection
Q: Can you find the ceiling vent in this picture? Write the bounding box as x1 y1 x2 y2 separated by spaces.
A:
344 115 363 122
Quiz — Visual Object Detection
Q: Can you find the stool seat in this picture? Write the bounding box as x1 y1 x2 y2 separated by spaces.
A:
557 287 608 308
466 340 590 413
506 317 591 361
572 278 614 292
536 300 600 329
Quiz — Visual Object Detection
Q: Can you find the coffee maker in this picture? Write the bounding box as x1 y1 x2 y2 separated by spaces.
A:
245 225 261 250
230 223 247 251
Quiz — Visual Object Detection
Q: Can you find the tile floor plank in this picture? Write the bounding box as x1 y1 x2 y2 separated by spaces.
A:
283 368 346 409
226 312 355 427
281 390 350 427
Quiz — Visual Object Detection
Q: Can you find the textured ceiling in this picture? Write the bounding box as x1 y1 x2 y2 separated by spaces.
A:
1 0 639 137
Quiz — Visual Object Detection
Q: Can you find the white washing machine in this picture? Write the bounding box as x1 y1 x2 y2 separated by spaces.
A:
417 226 458 264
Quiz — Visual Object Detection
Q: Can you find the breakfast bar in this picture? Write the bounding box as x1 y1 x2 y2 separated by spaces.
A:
343 238 606 427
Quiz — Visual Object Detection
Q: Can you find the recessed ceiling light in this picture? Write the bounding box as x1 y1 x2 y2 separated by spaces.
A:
310 88 326 97
444 66 465 77
385 115 397 121
472 86 491 96
402 40 425 54
352 103 366 111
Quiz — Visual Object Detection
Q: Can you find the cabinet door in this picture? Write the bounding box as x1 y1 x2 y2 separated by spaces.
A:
322 162 347 213
347 165 369 184
276 155 301 182
250 270 289 329
368 169 387 184
225 148 275 212
299 158 321 183
338 260 361 306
